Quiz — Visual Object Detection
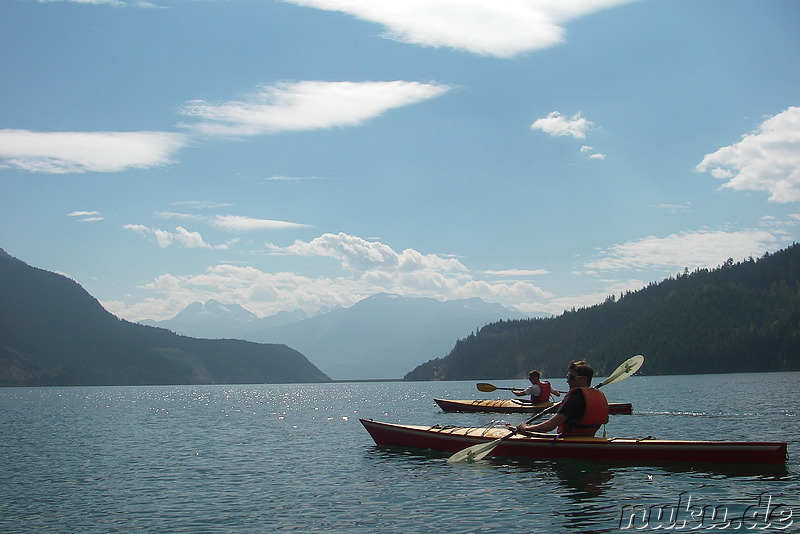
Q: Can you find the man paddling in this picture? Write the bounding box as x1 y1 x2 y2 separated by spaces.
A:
511 369 561 405
516 360 608 437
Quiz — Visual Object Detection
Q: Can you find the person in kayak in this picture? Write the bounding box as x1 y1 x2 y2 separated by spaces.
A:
516 360 609 437
511 370 561 405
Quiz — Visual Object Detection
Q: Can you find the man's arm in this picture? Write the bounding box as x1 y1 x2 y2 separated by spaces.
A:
516 390 583 433
516 413 566 433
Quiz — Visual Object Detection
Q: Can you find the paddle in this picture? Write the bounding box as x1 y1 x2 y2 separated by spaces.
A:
476 383 517 393
447 355 644 464
478 381 562 400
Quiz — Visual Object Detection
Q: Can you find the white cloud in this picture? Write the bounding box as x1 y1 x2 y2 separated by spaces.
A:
483 269 549 277
180 80 452 137
212 215 313 232
583 229 780 273
108 223 797 321
68 210 104 221
68 211 101 217
107 232 552 321
695 106 800 203
532 111 594 139
270 232 468 274
283 0 635 58
153 211 205 222
122 224 236 250
0 129 186 174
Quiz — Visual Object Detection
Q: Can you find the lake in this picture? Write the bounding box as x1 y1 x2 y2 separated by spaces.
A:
1 371 798 533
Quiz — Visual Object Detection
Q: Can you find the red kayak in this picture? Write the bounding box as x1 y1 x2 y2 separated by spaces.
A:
435 398 632 415
360 419 787 465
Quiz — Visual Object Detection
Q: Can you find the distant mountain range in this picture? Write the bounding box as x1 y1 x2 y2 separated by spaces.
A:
140 300 309 340
143 293 540 380
0 249 331 387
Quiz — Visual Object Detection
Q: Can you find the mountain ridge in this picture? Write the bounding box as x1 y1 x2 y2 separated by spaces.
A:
0 249 331 386
405 245 800 380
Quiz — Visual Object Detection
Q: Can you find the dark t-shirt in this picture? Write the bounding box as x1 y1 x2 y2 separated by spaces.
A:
557 389 585 421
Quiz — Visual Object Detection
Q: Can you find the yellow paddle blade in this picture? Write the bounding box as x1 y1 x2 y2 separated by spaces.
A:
597 355 644 388
476 383 497 393
447 436 505 463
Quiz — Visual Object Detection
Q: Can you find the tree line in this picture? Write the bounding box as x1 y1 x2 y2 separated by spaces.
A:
405 244 800 380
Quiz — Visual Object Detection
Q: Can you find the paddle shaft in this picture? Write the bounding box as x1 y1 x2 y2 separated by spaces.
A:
476 383 517 393
445 404 560 463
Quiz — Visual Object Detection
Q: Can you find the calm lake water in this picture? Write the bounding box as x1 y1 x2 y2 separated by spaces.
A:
1 372 798 533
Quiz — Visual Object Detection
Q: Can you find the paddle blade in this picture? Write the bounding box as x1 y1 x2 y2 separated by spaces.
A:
447 436 504 463
476 383 498 393
596 354 644 388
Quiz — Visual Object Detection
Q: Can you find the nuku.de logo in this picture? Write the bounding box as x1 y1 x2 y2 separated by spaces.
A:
619 492 794 531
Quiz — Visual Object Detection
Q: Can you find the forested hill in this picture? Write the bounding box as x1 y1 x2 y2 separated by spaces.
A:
0 250 331 386
405 244 800 381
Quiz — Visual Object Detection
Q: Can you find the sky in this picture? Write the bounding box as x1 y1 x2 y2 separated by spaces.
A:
1 0 798 323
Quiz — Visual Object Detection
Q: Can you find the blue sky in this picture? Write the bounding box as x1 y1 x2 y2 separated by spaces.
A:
1 0 798 322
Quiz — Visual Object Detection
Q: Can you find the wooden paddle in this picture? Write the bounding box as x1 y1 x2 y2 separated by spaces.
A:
476 383 517 393
447 355 644 464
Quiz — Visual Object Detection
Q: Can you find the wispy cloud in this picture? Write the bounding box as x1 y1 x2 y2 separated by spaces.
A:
264 175 333 183
483 269 549 277
695 106 800 203
153 211 206 222
283 0 635 58
39 0 125 5
122 224 237 250
179 80 452 137
651 202 693 213
212 215 313 232
171 201 235 210
38 0 161 7
532 111 594 139
583 229 781 273
68 210 104 222
0 80 449 174
0 129 186 174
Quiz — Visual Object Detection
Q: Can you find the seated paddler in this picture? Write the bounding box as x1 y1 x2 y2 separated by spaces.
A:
516 360 609 437
511 369 561 405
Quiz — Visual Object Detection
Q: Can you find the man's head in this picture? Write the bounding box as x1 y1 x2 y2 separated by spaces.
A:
527 370 541 383
566 360 594 387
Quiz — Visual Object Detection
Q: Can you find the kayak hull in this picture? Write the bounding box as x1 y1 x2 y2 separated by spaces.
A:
435 398 632 415
359 419 787 465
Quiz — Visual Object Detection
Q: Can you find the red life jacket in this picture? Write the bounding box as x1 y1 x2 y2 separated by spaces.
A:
557 387 609 436
534 381 552 404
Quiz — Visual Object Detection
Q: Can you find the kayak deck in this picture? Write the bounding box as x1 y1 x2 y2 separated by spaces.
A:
435 398 632 415
360 419 787 465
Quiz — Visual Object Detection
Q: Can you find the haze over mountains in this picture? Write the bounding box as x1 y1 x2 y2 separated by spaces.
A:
143 294 537 380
